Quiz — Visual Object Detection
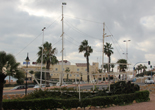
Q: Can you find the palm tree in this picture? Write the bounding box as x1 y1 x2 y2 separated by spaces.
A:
37 41 58 85
136 64 142 74
103 64 108 72
98 69 102 73
117 59 127 72
139 64 143 73
65 67 70 82
111 64 115 72
142 65 147 73
0 51 24 110
79 40 93 82
104 42 114 72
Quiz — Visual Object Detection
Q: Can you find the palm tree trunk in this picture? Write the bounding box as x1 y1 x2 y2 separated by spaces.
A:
46 61 51 86
0 74 7 110
86 55 89 83
9 76 10 85
108 56 111 72
67 74 68 82
108 56 111 81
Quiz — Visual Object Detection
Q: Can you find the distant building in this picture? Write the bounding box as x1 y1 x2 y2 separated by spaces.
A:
21 60 99 82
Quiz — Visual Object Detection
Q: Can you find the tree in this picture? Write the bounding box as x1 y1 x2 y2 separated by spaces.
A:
98 69 102 73
103 64 108 72
136 64 142 74
37 41 58 85
111 64 115 72
65 67 70 82
117 59 127 72
14 69 25 85
104 42 114 72
142 65 147 73
79 40 93 82
0 51 24 110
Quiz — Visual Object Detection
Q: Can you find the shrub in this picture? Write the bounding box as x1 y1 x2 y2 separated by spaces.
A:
16 79 24 85
3 90 149 109
109 81 140 94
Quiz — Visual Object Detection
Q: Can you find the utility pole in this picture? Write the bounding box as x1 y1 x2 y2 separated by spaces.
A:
60 2 66 85
102 23 111 81
102 23 105 81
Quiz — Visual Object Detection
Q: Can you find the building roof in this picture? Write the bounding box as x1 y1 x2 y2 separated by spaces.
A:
76 63 87 67
59 60 69 63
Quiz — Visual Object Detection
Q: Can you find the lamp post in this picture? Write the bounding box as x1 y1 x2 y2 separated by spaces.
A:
40 27 46 88
25 53 30 95
123 40 131 62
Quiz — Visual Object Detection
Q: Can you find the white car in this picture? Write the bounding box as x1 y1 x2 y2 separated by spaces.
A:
73 81 86 84
56 82 67 87
33 84 46 88
145 77 154 84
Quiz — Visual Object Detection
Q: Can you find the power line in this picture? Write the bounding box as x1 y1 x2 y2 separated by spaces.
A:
15 32 42 57
65 15 103 24
105 24 132 63
15 16 61 57
64 20 102 41
64 33 80 45
31 38 62 62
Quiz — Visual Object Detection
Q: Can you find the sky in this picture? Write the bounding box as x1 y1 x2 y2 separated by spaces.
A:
1 0 155 71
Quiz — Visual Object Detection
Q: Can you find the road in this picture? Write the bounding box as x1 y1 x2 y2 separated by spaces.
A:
3 84 108 95
3 82 146 95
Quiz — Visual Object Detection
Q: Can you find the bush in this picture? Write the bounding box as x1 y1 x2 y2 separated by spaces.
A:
16 79 24 85
3 90 149 109
109 81 140 94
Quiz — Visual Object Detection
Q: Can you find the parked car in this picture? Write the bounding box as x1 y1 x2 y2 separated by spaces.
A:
145 77 154 84
28 84 35 88
90 80 96 83
33 83 53 88
11 85 26 90
73 81 86 84
33 84 46 88
56 82 67 87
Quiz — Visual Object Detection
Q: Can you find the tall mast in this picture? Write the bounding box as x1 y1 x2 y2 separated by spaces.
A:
60 3 66 85
102 22 105 72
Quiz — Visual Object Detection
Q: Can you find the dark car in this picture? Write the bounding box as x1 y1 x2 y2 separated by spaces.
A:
28 84 35 88
11 85 26 90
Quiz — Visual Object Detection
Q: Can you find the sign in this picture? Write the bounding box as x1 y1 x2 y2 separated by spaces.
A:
62 2 66 5
23 62 30 65
32 62 37 64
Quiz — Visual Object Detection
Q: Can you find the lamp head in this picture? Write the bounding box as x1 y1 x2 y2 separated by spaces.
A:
25 53 30 62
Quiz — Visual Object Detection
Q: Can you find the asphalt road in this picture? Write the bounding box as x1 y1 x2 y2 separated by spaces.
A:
3 82 147 95
3 84 108 95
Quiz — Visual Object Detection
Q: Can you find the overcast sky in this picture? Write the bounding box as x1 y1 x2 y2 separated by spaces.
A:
1 0 155 71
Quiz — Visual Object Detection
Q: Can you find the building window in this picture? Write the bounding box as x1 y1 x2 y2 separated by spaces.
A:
77 75 79 77
55 68 58 71
51 74 53 76
77 68 79 71
70 74 72 77
85 69 87 71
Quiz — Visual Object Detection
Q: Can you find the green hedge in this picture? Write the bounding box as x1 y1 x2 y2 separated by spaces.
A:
3 90 149 110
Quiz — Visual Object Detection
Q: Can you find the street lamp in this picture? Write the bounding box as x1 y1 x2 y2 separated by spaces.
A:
25 53 30 95
40 27 46 88
123 40 131 62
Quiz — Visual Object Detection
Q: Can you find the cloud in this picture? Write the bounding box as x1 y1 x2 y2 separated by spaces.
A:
140 15 155 30
1 0 155 71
